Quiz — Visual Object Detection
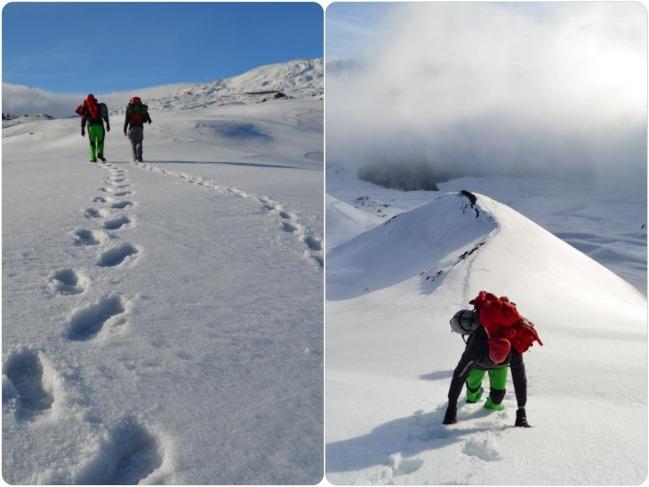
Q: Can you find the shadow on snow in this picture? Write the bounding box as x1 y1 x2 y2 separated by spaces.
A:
326 405 502 474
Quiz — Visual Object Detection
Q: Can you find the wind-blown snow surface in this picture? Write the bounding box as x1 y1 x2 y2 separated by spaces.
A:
3 62 323 484
326 180 647 484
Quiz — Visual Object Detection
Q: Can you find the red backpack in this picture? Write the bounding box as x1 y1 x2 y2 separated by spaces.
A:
470 291 543 359
75 94 100 119
470 291 521 334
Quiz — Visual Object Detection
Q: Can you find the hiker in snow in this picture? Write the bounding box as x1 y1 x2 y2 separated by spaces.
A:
442 291 542 428
77 94 110 162
123 97 152 162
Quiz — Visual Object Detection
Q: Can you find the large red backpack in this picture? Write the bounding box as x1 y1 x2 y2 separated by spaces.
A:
75 94 103 120
470 291 543 361
470 291 521 334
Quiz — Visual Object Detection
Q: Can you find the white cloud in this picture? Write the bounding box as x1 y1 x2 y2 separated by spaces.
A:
327 3 647 192
3 84 82 118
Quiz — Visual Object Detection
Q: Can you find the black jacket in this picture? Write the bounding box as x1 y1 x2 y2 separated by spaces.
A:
447 326 527 408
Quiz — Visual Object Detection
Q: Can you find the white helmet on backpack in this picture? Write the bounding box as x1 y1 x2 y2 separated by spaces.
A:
450 309 480 335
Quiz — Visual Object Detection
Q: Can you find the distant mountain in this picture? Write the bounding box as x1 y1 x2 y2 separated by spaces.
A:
149 58 323 112
2 58 323 119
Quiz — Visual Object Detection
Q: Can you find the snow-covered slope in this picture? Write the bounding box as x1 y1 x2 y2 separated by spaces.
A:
2 113 54 128
3 66 323 483
326 190 646 484
148 59 323 112
3 58 323 119
325 195 381 250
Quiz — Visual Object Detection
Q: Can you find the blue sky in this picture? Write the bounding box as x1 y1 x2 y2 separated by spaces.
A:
3 2 323 93
325 2 560 60
325 3 392 60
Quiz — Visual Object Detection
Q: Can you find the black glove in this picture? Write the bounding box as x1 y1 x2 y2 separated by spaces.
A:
515 408 531 428
124 129 127 136
442 404 457 425
106 123 110 132
81 128 85 137
148 120 152 124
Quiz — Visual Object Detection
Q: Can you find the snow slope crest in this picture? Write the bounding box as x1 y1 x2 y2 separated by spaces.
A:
152 58 323 111
327 191 497 300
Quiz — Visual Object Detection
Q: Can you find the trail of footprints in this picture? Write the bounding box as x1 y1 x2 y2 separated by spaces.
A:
135 161 324 267
4 163 165 483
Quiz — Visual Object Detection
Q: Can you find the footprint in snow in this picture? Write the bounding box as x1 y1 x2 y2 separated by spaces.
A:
97 243 139 267
74 229 107 246
65 295 127 341
113 191 131 197
47 269 88 295
282 221 297 233
103 215 131 231
110 201 134 210
85 208 111 219
302 235 322 252
3 349 56 421
462 436 504 461
75 417 164 484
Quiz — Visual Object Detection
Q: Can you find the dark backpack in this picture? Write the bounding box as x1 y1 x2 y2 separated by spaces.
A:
126 102 148 125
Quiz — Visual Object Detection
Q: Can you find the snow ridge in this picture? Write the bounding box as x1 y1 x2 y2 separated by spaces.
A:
327 192 497 300
134 161 323 267
121 59 323 114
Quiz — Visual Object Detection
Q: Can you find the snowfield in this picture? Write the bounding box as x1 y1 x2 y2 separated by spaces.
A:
326 170 647 484
3 59 323 484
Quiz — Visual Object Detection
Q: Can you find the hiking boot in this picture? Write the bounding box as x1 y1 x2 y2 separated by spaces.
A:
98 155 106 162
89 159 97 163
442 404 457 424
466 386 483 404
515 408 531 427
137 157 143 162
484 397 504 411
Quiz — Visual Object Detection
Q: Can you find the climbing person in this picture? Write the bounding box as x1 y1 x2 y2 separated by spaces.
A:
442 291 543 427
123 97 152 162
76 94 110 163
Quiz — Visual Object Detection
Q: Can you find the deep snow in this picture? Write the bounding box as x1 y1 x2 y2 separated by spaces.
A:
3 60 323 484
326 171 647 484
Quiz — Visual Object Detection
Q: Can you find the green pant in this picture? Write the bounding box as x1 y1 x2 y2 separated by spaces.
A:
87 124 105 161
466 366 508 409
